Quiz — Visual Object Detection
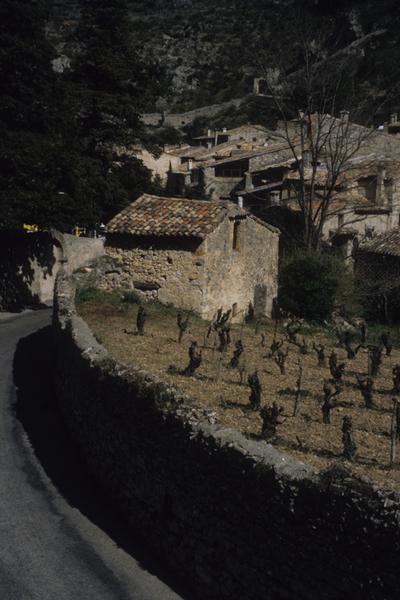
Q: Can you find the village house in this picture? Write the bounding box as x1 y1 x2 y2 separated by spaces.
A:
124 125 278 191
105 194 280 320
168 135 293 201
161 125 283 199
355 228 400 322
387 113 400 137
234 115 400 250
192 124 274 149
125 114 400 257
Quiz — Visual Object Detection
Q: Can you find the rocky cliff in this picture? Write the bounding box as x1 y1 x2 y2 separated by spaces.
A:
47 0 400 113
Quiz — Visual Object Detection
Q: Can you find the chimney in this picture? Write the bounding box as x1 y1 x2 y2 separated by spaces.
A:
302 150 311 169
270 190 280 205
376 164 386 206
223 127 227 133
187 158 193 171
390 113 398 125
340 110 349 122
207 129 212 137
245 172 253 189
298 109 305 120
238 196 244 208
253 78 260 95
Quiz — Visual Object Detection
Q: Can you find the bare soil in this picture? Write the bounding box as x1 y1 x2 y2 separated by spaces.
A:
78 297 400 492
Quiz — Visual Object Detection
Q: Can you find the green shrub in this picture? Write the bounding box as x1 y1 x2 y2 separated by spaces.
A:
75 287 123 308
121 290 141 304
75 287 106 303
279 252 343 322
334 264 363 320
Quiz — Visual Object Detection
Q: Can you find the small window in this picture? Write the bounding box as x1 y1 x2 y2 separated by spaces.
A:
232 302 238 317
232 221 241 250
338 213 344 228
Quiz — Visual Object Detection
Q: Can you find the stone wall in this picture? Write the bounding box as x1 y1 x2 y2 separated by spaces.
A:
203 217 279 319
105 216 279 321
323 210 396 238
0 229 104 311
141 98 243 129
105 234 207 313
54 269 400 600
355 251 400 322
124 146 182 183
0 231 62 311
52 231 104 274
202 167 243 201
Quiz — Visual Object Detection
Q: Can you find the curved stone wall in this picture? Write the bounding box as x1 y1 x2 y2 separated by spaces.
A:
54 269 400 600
0 229 103 311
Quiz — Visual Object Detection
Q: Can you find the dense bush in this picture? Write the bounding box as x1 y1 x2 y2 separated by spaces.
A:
278 252 343 322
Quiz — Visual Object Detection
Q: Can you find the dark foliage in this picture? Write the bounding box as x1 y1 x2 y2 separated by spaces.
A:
279 252 341 322
0 0 161 231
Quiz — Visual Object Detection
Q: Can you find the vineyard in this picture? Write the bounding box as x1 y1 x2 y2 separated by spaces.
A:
78 290 400 491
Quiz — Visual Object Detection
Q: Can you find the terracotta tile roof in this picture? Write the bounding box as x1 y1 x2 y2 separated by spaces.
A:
359 229 400 257
107 194 246 239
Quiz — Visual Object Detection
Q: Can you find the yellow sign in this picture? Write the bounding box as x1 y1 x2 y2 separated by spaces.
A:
72 226 86 237
23 223 39 233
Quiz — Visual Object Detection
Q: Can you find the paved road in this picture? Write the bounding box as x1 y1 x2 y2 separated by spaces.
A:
0 310 185 600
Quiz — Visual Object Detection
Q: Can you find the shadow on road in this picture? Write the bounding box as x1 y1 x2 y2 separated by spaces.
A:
13 325 191 600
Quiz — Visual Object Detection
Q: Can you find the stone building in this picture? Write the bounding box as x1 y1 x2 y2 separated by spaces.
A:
355 228 400 322
106 194 279 320
235 115 400 251
193 124 273 149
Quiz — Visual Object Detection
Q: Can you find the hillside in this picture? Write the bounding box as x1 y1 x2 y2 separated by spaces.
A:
2 0 399 232
47 0 400 112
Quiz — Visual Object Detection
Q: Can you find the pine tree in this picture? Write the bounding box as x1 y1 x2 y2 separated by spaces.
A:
0 0 60 228
0 0 160 231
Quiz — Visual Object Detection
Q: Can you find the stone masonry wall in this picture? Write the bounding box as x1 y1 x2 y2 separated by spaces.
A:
203 217 279 319
202 167 243 201
105 235 207 314
54 269 400 600
141 98 243 129
0 229 103 311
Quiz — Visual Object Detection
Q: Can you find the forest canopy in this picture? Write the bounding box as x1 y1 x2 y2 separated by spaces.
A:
0 0 161 232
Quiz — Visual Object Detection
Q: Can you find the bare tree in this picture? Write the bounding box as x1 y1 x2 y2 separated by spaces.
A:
258 23 394 250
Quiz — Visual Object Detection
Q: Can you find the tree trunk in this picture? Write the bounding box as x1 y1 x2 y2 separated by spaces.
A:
390 398 398 467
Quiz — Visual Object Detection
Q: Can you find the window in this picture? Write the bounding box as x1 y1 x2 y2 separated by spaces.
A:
216 168 245 178
232 221 241 250
232 303 238 317
338 213 344 229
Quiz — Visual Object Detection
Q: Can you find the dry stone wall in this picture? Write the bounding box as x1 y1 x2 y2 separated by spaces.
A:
105 235 207 312
141 98 244 129
54 269 400 600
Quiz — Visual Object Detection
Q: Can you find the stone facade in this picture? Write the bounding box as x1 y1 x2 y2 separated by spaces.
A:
126 146 182 183
106 235 207 312
355 229 400 321
203 216 279 319
106 215 279 321
202 167 243 201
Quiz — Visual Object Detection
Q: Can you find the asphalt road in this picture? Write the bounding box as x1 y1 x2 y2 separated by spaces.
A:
0 310 185 600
